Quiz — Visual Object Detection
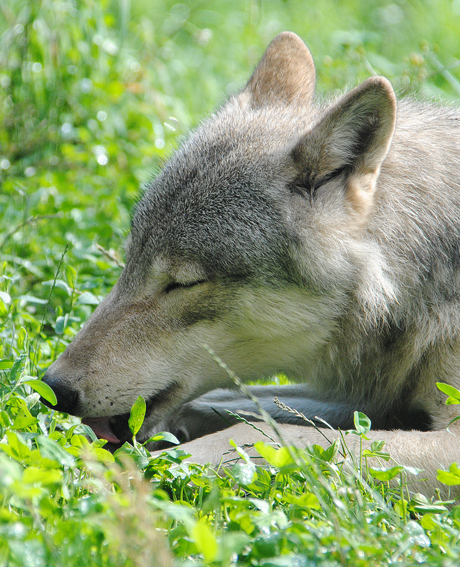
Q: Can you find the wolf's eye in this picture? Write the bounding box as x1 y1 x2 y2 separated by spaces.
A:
164 280 206 294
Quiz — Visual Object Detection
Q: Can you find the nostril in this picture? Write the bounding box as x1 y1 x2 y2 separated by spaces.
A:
40 375 80 415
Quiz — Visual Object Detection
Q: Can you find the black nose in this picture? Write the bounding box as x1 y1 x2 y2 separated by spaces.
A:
40 373 80 415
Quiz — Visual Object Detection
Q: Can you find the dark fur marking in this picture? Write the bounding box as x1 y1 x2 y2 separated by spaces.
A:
386 406 433 432
289 164 352 201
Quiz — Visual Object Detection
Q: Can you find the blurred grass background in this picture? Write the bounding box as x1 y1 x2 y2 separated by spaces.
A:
1 3 460 564
1 0 460 365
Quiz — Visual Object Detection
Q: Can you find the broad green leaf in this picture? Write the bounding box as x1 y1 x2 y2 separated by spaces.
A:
145 431 180 445
78 423 98 442
217 533 251 563
412 503 448 513
405 520 431 548
16 327 28 350
319 440 339 462
70 434 89 448
369 465 405 481
0 411 11 427
254 442 294 467
306 443 338 462
65 265 77 289
284 492 321 509
232 461 256 486
128 395 146 436
17 295 48 305
249 498 270 515
436 382 460 405
437 462 460 485
12 416 38 430
297 493 321 509
55 315 68 335
363 448 390 460
353 411 371 435
2 431 31 460
24 379 57 406
370 440 386 452
410 493 452 514
0 359 13 370
42 279 72 295
0 455 21 487
23 467 62 486
189 475 213 488
9 482 44 500
90 447 115 463
420 514 444 531
191 519 218 562
0 291 11 304
370 464 420 481
10 355 27 382
394 498 409 518
35 435 75 468
76 291 100 305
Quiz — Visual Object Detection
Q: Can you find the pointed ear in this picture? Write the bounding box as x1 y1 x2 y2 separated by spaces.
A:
293 77 397 218
242 32 316 108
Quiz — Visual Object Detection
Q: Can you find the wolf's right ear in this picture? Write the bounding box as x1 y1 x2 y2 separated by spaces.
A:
241 32 316 108
291 76 396 220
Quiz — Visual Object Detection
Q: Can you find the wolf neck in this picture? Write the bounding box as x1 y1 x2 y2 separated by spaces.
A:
308 99 460 412
366 100 460 337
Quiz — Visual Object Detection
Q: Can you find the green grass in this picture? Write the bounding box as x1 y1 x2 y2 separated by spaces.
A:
1 0 460 565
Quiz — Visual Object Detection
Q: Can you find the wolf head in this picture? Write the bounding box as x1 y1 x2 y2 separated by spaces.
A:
42 32 396 444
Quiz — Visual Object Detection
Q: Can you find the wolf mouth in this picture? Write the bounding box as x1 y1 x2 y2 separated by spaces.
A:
82 381 181 447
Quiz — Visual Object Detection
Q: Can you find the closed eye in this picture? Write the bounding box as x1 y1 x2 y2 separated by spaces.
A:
164 280 206 294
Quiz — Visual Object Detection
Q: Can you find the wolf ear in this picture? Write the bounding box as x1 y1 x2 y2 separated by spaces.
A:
242 32 316 108
293 76 397 218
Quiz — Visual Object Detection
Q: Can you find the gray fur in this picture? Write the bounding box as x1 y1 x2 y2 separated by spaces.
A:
43 33 460 493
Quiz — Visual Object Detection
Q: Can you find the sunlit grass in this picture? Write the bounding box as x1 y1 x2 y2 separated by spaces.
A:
1 0 460 564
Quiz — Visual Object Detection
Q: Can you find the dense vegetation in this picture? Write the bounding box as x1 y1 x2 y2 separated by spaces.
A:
2 0 460 565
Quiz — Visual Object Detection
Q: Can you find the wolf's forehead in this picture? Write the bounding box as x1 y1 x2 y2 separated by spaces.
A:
144 104 303 204
130 112 298 277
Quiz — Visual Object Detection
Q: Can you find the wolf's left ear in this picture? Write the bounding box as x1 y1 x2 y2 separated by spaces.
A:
242 32 316 108
293 76 396 218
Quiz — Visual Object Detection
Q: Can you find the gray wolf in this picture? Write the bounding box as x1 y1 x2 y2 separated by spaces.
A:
43 32 460 495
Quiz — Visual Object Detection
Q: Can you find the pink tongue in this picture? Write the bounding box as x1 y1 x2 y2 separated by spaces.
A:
82 417 121 444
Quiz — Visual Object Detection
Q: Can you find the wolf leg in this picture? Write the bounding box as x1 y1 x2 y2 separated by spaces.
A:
152 384 360 445
161 421 460 499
